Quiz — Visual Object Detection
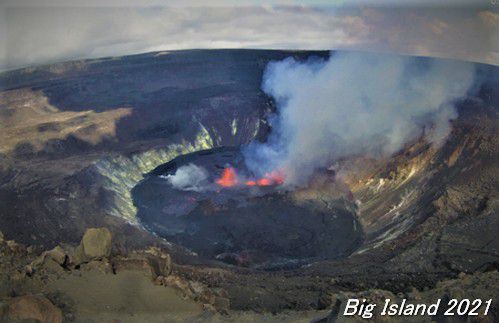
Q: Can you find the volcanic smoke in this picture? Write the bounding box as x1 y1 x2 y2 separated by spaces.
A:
243 51 476 187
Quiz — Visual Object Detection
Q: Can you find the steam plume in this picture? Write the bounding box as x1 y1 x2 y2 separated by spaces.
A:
162 163 208 192
244 51 476 186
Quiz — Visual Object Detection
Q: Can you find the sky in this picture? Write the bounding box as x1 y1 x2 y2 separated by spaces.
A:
0 0 497 70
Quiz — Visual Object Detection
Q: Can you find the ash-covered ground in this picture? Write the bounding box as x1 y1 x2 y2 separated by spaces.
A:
0 49 497 321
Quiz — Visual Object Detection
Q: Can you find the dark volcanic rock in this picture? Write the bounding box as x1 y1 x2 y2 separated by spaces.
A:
134 148 363 269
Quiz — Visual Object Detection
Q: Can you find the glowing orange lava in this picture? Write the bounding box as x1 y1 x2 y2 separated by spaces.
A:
263 170 285 185
245 180 257 186
216 167 285 188
216 167 238 187
257 178 272 186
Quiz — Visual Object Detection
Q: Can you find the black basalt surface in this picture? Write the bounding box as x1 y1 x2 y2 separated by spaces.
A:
133 147 363 269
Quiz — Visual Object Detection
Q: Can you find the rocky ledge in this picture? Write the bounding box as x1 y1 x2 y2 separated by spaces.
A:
0 227 497 322
0 227 234 322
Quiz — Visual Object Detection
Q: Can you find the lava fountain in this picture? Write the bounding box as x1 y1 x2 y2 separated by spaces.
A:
216 167 285 188
216 167 239 187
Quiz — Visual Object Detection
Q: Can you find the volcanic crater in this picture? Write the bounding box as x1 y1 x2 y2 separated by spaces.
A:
133 147 363 269
0 49 497 316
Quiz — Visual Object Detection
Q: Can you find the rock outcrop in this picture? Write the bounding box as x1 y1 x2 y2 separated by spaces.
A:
74 227 112 264
30 245 69 271
0 294 63 323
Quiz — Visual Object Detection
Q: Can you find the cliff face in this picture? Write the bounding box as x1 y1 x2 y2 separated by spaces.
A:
1 49 304 247
346 99 498 274
0 110 264 248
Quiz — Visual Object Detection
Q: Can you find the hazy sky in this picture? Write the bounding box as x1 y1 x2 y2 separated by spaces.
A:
0 0 497 70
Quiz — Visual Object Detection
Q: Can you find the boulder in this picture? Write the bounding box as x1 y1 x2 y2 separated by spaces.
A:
112 248 172 280
144 247 173 277
147 253 172 278
1 294 62 323
45 246 68 266
75 228 112 263
30 245 69 272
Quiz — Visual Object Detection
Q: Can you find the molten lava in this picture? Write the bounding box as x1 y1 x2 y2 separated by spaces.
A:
216 167 285 188
216 167 238 187
257 178 272 186
263 170 285 185
245 180 257 186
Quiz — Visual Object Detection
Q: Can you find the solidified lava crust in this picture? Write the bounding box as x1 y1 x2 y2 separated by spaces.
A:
133 147 363 269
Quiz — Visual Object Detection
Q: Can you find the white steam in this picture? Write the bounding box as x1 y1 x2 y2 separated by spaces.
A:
244 51 476 186
161 163 208 192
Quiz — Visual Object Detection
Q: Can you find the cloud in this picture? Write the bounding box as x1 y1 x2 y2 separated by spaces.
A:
243 51 476 186
0 4 497 70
